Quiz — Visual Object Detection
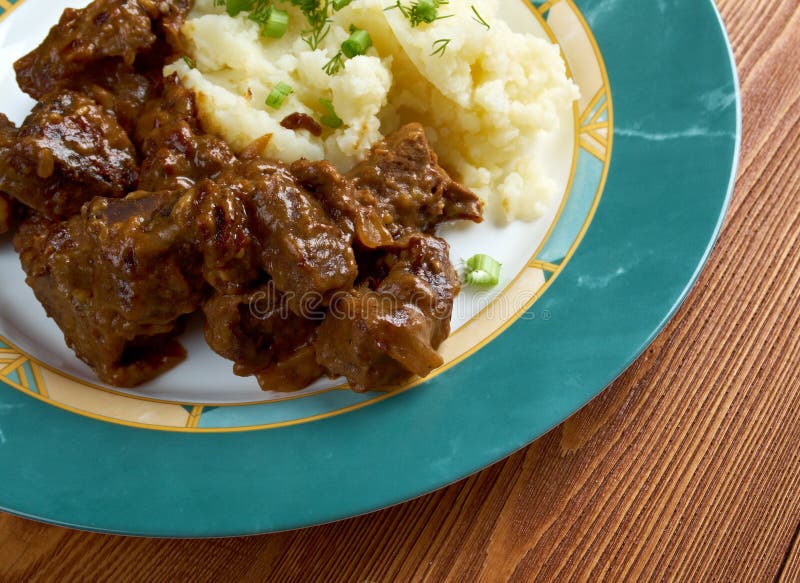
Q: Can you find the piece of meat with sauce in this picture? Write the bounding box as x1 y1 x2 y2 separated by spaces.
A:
292 124 483 247
170 154 358 307
171 177 260 293
13 191 205 387
139 134 235 191
0 193 13 235
137 75 236 190
13 0 192 137
233 156 359 312
314 234 459 391
173 157 362 390
136 74 200 152
348 123 484 237
148 0 193 52
0 115 15 234
67 59 158 136
0 91 139 219
0 112 18 171
203 284 326 391
14 0 158 100
290 158 394 249
0 113 14 148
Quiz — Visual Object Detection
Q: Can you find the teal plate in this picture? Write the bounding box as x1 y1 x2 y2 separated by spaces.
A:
0 0 739 536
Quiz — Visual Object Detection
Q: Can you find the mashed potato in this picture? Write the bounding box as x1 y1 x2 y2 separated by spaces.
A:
166 0 578 221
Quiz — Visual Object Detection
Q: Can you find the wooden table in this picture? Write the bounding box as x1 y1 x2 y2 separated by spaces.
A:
2 0 798 580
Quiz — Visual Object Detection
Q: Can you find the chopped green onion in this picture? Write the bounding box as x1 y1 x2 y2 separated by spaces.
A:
341 28 372 58
464 254 501 286
385 0 451 27
219 0 338 50
319 98 343 128
225 0 254 16
261 7 289 38
266 82 293 108
182 55 196 69
412 0 439 24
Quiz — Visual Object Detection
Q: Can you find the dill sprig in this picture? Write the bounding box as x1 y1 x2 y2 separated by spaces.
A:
471 5 490 30
323 51 346 75
430 37 450 57
290 0 333 49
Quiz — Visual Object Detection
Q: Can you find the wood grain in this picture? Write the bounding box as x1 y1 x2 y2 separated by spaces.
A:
2 0 799 581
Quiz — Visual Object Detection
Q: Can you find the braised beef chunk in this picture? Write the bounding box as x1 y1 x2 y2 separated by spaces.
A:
136 74 200 151
204 284 291 375
171 178 260 294
0 115 15 234
203 285 326 391
170 155 358 304
153 0 194 51
11 0 190 130
137 76 236 190
0 113 18 186
0 91 139 219
13 192 205 386
348 123 483 237
0 193 12 235
442 180 489 223
139 136 235 191
232 157 359 310
68 60 157 136
290 125 483 251
291 158 394 249
0 113 14 148
315 234 459 391
175 157 363 390
255 346 327 392
14 0 157 99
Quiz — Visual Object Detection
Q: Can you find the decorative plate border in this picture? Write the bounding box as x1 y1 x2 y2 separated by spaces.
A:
0 0 612 431
0 0 19 19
